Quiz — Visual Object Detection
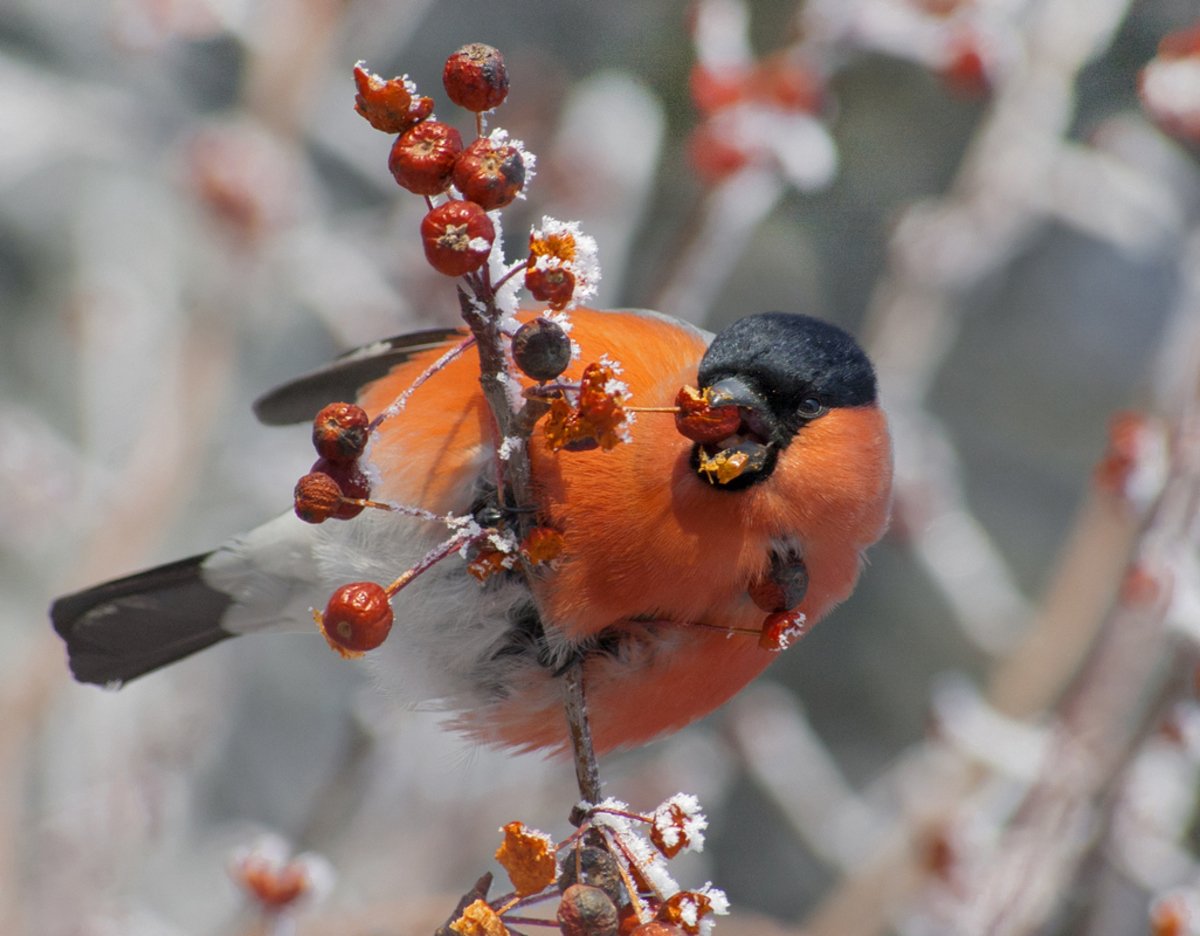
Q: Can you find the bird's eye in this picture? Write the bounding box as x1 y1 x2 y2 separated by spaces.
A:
797 398 827 420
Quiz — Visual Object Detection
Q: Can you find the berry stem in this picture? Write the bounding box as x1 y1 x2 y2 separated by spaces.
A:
563 661 602 805
369 336 476 432
492 257 528 292
384 528 480 597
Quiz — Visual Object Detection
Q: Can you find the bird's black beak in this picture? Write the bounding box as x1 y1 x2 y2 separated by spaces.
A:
692 376 779 489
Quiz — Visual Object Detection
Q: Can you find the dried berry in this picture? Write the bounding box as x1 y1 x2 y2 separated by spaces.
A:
319 582 393 656
293 471 343 524
557 884 619 936
674 385 742 444
512 318 572 381
524 267 576 311
557 846 627 907
353 62 433 134
312 402 370 463
443 43 509 113
420 200 495 276
453 136 525 210
310 457 370 520
388 121 464 195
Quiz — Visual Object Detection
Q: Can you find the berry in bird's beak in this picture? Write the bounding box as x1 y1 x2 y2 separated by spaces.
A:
685 376 776 488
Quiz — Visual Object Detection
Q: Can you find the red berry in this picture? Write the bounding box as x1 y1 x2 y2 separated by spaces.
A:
674 385 742 444
524 267 576 311
452 136 525 210
419 199 495 276
758 608 812 652
442 43 509 112
293 471 343 524
312 402 370 463
321 582 393 655
388 121 464 196
310 457 370 519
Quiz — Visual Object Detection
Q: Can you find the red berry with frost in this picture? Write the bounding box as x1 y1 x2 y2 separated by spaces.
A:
312 402 370 463
420 200 495 276
442 43 509 112
320 582 393 654
311 457 370 519
524 267 576 311
453 136 525 209
388 121 464 195
294 471 343 524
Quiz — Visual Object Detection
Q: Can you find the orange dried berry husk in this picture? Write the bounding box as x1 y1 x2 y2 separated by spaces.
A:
450 898 509 936
695 448 750 485
577 363 628 450
353 64 433 134
495 821 557 897
649 817 686 859
657 893 713 936
467 548 510 582
521 527 565 566
674 385 741 443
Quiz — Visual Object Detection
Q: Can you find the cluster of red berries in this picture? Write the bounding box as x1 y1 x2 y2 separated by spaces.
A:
289 403 396 657
293 402 372 524
355 45 526 278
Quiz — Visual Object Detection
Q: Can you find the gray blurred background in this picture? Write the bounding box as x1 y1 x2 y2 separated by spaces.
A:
4 0 1200 933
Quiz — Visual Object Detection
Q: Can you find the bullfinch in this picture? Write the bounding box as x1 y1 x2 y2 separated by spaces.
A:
51 308 892 754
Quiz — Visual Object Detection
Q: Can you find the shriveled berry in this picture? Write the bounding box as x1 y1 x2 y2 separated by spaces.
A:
294 471 343 524
453 136 525 210
388 121 464 196
311 457 370 519
420 199 495 276
674 385 742 444
312 402 370 463
557 846 627 907
524 267 576 311
321 582 393 654
443 43 509 112
512 317 571 381
557 884 618 936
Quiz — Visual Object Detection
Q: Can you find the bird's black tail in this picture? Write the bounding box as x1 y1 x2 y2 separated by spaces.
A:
50 554 236 687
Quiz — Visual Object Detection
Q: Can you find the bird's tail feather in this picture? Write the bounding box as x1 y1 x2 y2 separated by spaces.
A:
50 554 236 687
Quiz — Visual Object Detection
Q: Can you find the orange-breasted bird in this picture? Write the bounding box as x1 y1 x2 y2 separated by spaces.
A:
50 308 892 754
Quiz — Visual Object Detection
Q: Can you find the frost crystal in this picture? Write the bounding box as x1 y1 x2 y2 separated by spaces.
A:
498 436 524 460
528 216 601 309
651 793 708 856
489 127 538 196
